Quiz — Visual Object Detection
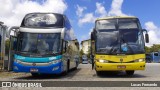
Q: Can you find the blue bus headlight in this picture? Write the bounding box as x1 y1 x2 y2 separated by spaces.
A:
14 59 21 63
50 59 61 64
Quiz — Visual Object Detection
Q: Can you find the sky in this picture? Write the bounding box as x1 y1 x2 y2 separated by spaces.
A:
0 0 160 47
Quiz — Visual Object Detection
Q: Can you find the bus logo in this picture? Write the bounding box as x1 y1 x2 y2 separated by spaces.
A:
120 59 123 62
32 63 36 66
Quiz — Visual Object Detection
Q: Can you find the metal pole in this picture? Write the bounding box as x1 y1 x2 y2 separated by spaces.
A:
0 21 6 70
0 22 4 70
2 26 6 70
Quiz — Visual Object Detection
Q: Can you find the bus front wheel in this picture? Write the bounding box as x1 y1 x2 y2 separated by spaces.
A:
31 73 40 77
96 71 102 76
126 70 134 75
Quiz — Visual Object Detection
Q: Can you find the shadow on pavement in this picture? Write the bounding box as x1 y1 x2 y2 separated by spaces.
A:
14 68 81 80
94 71 147 78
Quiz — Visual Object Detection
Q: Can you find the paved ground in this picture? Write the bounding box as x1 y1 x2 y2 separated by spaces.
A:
0 63 160 90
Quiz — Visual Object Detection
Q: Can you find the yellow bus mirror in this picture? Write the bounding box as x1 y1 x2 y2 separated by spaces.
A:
145 33 149 43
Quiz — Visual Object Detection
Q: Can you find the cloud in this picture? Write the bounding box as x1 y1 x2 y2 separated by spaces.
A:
108 0 126 16
0 0 67 26
78 0 127 26
78 13 96 26
76 5 87 17
88 28 93 35
144 22 160 46
78 2 107 26
95 2 107 17
80 35 89 41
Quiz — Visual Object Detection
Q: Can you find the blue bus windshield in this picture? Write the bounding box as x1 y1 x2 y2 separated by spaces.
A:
17 32 61 55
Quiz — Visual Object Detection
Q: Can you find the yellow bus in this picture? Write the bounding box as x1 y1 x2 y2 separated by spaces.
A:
91 16 149 75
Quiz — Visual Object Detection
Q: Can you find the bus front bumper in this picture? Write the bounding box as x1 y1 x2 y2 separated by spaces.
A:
13 61 63 74
95 62 145 71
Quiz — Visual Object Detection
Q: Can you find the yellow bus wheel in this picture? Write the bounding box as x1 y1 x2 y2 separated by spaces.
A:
126 70 134 75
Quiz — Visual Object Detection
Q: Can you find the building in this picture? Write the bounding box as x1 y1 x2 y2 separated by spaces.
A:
81 39 91 54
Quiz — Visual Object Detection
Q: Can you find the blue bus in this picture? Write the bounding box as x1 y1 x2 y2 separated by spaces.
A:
8 13 79 76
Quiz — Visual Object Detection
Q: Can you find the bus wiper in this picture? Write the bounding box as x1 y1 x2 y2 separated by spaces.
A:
45 51 59 55
109 45 119 54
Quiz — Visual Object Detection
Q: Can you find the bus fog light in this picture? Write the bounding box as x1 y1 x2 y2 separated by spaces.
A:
52 66 59 71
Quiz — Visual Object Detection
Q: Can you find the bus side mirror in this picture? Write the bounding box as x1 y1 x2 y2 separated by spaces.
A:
63 40 68 53
143 29 149 43
75 42 79 50
145 33 149 43
10 36 17 51
7 26 19 38
91 32 94 40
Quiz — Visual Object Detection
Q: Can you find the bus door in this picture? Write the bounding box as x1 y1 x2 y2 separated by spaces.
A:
8 27 19 71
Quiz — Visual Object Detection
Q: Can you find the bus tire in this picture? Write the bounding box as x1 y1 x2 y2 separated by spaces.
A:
126 70 134 75
62 60 70 75
96 71 102 76
75 61 78 70
31 73 39 77
67 60 70 73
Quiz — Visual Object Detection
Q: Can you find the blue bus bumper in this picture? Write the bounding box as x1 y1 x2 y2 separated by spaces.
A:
13 62 63 74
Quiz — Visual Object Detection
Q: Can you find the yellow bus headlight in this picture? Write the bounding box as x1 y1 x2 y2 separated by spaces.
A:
134 58 145 62
97 59 109 63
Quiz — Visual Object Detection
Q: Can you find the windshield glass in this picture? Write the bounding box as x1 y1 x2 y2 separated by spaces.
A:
96 18 145 54
17 32 61 55
96 19 116 30
21 13 64 28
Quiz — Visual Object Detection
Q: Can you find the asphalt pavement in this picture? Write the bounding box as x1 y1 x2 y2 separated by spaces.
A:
1 63 160 90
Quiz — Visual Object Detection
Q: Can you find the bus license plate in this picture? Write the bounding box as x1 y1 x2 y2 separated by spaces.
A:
30 68 38 72
117 65 126 69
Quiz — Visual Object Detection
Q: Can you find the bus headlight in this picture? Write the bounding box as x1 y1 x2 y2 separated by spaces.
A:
50 59 61 64
134 59 145 62
97 59 109 63
14 59 21 63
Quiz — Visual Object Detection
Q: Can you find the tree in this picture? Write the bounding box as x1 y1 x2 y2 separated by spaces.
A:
145 44 160 53
151 44 160 52
79 49 84 63
145 46 151 53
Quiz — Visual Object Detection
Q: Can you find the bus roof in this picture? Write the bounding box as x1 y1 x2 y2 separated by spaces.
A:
96 16 138 21
25 12 65 16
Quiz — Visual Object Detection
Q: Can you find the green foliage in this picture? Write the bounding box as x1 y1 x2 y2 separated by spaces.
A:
145 46 151 53
145 44 160 53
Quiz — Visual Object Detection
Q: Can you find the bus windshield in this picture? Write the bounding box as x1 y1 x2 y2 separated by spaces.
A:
21 13 64 28
96 18 145 54
17 32 61 56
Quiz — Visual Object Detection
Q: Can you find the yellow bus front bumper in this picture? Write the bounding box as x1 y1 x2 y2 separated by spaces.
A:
95 62 145 71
